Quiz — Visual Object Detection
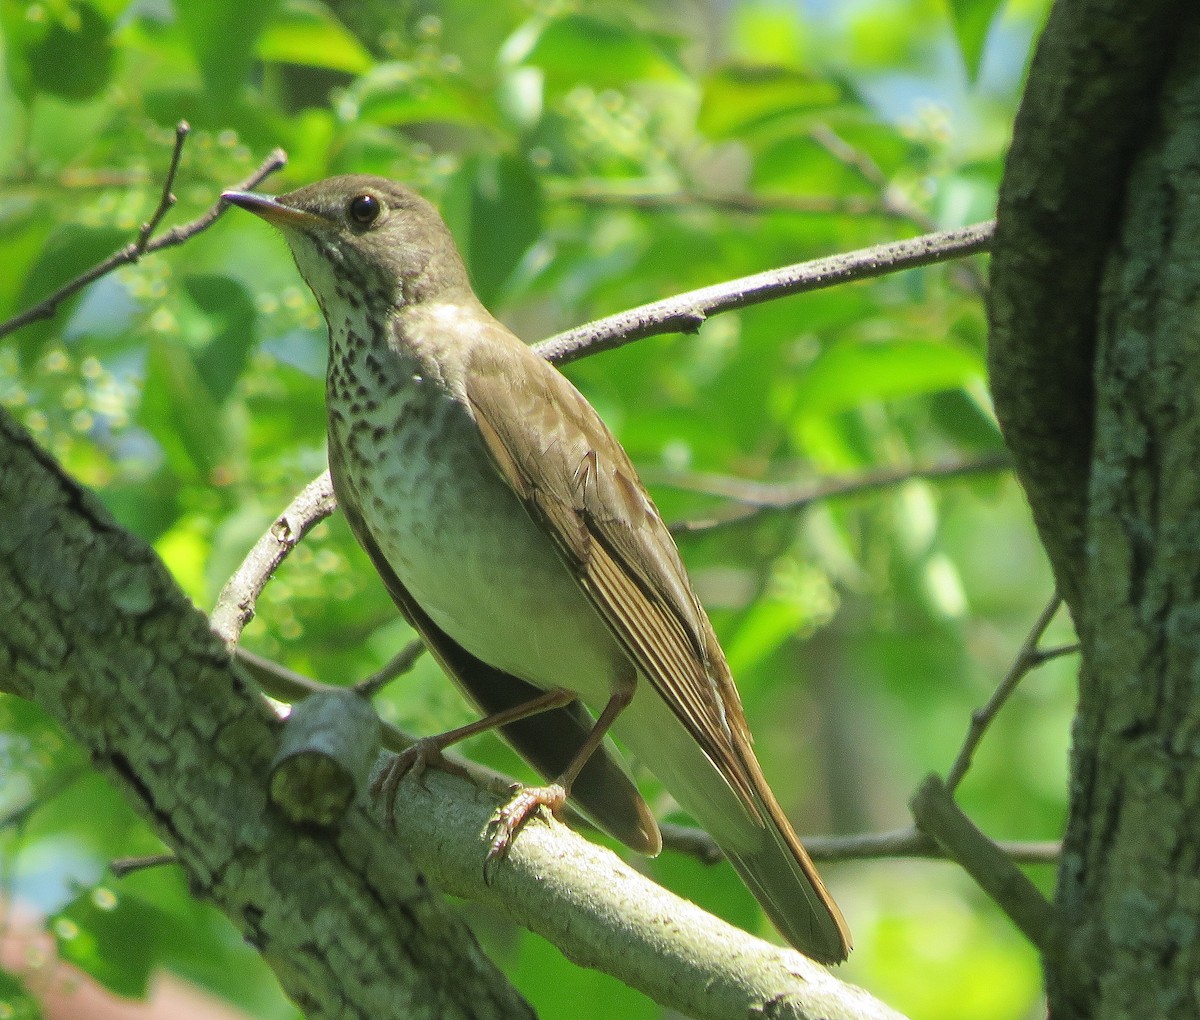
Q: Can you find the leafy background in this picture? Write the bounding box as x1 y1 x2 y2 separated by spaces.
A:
0 0 1065 1018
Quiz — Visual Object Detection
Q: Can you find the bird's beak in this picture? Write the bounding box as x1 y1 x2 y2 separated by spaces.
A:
222 190 328 229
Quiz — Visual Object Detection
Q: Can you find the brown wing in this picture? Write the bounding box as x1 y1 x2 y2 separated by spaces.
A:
328 444 661 854
463 337 763 814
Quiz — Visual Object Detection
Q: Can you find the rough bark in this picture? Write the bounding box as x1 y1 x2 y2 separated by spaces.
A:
0 406 533 1020
988 0 1199 1015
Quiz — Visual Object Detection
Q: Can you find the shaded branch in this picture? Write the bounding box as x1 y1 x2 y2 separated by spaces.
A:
911 776 1058 954
945 593 1065 793
663 453 1011 535
0 132 287 341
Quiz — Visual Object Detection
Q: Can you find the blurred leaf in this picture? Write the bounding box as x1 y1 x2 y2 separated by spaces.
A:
140 336 228 481
2 1 115 103
182 274 257 404
11 225 130 370
700 66 843 139
345 62 488 127
794 339 985 416
176 0 278 102
443 154 542 306
256 0 373 75
517 14 684 90
0 970 41 1020
948 0 1004 83
51 887 168 999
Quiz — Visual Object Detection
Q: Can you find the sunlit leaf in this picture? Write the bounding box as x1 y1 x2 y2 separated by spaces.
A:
948 0 1005 83
700 66 843 139
256 0 373 75
516 14 684 89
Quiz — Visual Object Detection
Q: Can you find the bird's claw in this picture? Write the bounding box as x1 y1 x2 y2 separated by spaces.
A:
482 783 567 884
371 737 469 827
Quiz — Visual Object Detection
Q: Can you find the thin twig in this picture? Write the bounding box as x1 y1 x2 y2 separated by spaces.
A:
354 639 426 698
945 593 1064 794
110 852 178 879
135 120 189 248
661 821 1059 865
0 137 287 340
665 453 1011 535
558 185 908 221
535 220 994 366
209 470 337 647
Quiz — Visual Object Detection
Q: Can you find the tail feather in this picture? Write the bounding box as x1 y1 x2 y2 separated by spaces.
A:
614 682 851 962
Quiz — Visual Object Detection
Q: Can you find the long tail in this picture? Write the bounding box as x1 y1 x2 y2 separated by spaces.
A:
613 682 851 963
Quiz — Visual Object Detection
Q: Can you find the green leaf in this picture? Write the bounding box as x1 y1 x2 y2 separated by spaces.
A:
4 1 116 103
947 0 1005 83
182 274 257 404
793 339 985 417
51 887 169 999
256 0 373 75
344 62 487 127
443 154 542 307
176 0 278 102
140 336 228 482
516 14 683 90
699 66 843 140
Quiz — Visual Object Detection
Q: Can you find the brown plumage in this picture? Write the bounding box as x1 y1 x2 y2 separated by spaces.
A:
224 175 852 962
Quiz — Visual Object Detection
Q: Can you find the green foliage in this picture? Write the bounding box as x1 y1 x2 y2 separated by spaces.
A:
0 0 1060 1018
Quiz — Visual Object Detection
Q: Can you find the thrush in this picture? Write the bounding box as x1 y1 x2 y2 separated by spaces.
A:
223 175 852 963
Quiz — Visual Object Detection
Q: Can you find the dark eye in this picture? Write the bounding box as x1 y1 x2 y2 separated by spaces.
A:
348 194 380 226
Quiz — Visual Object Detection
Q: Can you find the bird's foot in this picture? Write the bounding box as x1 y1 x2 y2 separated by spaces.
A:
483 783 567 882
371 737 470 827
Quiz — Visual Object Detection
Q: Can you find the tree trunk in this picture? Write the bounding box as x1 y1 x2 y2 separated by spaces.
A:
988 0 1200 1014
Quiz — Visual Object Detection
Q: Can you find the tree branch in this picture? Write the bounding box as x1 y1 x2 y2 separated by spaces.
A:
209 470 337 647
536 221 994 365
945 593 1065 793
662 453 1011 535
0 133 287 342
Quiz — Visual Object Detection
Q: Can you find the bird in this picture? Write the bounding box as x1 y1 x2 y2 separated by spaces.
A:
222 174 852 962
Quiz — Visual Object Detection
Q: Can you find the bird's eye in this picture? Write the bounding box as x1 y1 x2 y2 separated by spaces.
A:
348 194 380 226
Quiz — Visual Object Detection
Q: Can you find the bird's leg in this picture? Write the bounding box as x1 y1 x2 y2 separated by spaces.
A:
373 686 577 825
485 677 636 871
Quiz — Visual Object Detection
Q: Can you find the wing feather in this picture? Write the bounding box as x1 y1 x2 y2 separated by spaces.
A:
463 339 762 817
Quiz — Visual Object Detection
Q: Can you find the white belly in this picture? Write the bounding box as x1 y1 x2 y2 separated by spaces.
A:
329 373 622 707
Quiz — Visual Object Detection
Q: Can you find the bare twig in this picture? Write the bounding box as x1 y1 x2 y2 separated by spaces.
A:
945 593 1065 794
661 821 1059 866
354 639 426 697
558 185 907 221
664 453 1011 535
0 135 287 341
535 221 995 366
135 121 189 248
911 775 1059 953
110 852 177 879
209 470 337 647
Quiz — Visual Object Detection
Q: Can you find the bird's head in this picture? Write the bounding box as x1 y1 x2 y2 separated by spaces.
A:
223 174 472 313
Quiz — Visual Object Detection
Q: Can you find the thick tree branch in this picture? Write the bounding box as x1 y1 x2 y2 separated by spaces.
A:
0 406 531 1020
